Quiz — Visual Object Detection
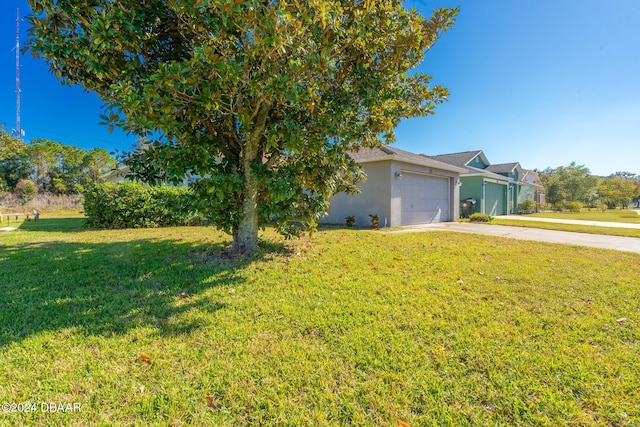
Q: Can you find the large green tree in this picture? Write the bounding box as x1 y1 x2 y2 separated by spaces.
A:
539 162 599 208
28 0 457 254
84 147 117 184
28 138 64 191
0 128 33 192
598 173 638 209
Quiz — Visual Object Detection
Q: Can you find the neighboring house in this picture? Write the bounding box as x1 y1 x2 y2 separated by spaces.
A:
101 165 130 183
101 166 196 187
430 150 544 216
323 146 465 227
519 169 546 205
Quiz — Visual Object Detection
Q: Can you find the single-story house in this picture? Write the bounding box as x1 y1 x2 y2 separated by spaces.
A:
430 150 545 216
101 165 130 183
323 146 466 227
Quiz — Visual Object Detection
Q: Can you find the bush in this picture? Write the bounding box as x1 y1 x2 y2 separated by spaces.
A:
469 213 493 223
537 202 553 212
83 182 201 229
562 201 583 213
517 200 536 214
345 215 355 227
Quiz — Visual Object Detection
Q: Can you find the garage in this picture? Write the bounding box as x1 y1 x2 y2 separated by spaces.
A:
322 146 463 227
484 181 507 216
400 171 450 225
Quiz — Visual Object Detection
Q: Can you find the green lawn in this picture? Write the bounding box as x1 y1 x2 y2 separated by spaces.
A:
492 219 640 238
1 216 639 426
527 209 640 223
491 209 640 237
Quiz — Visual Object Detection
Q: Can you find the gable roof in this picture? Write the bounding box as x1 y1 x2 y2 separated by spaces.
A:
428 150 511 181
520 169 544 187
429 150 489 168
101 165 130 181
350 146 466 173
486 162 521 174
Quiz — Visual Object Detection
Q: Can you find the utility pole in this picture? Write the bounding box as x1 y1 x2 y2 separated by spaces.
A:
15 8 22 140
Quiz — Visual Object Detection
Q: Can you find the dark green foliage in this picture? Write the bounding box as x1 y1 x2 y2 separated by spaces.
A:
469 213 493 223
27 0 457 254
83 182 201 229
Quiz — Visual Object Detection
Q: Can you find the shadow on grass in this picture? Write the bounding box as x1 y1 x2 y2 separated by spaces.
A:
0 236 283 346
18 217 87 233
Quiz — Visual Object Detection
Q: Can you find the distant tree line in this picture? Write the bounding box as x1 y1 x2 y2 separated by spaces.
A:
539 162 640 211
0 128 116 197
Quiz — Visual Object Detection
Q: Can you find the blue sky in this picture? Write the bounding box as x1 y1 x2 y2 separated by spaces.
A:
1 1 639 176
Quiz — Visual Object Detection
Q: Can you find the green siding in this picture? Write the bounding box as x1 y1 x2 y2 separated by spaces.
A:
460 176 508 216
518 185 536 204
460 176 483 201
485 182 507 216
468 156 488 169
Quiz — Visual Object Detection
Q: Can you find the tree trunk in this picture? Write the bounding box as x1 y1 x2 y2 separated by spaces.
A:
231 102 270 256
231 141 261 256
232 174 260 255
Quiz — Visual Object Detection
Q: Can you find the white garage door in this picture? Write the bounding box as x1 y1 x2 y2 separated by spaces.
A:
401 172 450 225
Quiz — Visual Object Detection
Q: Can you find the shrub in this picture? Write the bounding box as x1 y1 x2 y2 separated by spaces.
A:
537 202 553 212
517 200 536 214
345 215 355 227
562 201 583 213
469 213 493 223
14 179 38 206
83 182 201 229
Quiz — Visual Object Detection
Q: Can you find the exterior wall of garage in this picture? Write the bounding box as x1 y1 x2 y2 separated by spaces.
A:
459 176 510 216
323 159 460 227
323 161 392 227
459 176 484 207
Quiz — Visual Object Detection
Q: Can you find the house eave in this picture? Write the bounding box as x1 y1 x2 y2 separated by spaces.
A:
358 155 466 174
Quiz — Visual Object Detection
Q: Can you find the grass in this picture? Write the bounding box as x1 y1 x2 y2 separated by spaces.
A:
1 215 639 426
492 218 640 238
491 209 640 238
527 209 640 224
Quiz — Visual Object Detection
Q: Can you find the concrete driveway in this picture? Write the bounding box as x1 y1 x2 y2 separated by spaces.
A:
393 222 640 254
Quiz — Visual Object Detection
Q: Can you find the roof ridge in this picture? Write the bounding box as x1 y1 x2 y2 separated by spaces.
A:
431 149 483 157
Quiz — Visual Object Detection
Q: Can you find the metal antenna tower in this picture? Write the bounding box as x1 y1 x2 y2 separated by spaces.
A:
14 8 22 140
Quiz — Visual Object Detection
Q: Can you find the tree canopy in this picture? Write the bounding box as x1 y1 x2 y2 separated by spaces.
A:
0 128 116 195
28 0 457 254
539 162 599 208
598 173 639 209
538 164 640 210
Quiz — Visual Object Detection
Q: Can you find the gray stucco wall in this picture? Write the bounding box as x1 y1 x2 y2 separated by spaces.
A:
323 161 392 227
323 159 460 227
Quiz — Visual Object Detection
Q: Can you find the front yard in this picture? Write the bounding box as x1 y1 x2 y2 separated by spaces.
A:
526 209 640 223
1 215 638 426
491 209 640 238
